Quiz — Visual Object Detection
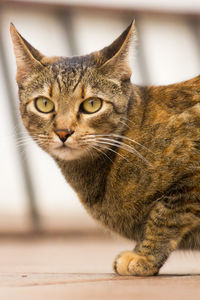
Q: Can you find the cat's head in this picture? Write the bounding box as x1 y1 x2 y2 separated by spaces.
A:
10 21 135 161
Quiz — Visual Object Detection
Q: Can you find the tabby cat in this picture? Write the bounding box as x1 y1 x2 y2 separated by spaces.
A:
10 21 200 276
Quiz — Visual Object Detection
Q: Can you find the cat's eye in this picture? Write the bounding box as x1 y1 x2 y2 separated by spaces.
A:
34 97 55 114
81 98 102 114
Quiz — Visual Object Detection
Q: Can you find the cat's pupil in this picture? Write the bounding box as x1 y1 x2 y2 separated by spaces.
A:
43 99 47 106
90 100 94 106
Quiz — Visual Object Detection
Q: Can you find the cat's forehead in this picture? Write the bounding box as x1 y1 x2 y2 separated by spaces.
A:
50 55 95 93
52 56 92 78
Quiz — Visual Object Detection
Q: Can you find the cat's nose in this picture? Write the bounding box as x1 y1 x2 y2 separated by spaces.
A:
55 129 74 143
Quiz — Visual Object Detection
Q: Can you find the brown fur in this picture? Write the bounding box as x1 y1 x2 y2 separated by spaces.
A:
10 21 200 276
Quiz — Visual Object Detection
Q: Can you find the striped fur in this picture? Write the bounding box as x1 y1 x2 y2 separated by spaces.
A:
11 22 200 276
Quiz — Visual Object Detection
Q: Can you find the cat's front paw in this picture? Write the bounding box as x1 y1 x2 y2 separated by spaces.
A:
113 251 159 276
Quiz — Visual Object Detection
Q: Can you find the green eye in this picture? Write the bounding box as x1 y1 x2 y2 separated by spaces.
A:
34 97 55 113
81 98 102 114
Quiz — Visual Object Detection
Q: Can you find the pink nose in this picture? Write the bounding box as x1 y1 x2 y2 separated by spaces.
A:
55 129 74 143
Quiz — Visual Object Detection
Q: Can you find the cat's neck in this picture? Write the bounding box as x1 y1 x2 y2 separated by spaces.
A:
55 154 113 206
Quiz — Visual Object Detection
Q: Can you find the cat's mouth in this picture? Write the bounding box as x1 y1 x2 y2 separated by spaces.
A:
57 144 71 149
51 143 85 161
55 144 79 151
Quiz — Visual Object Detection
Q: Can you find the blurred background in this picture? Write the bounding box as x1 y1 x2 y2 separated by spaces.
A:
0 0 200 235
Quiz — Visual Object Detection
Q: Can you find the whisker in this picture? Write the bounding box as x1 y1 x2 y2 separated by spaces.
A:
81 140 113 163
86 133 152 153
15 141 30 147
94 137 151 165
94 142 130 163
90 144 114 163
16 143 31 150
121 116 136 126
15 135 32 142
15 138 32 146
37 134 50 138
88 146 95 162
119 120 131 130
15 134 51 149
82 136 151 165
16 140 40 148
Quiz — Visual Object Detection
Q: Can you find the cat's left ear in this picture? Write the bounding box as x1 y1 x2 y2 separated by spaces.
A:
96 21 136 81
10 23 45 83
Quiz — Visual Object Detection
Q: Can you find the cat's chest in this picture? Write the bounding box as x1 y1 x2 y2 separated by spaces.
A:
80 194 146 240
57 155 154 239
76 174 149 240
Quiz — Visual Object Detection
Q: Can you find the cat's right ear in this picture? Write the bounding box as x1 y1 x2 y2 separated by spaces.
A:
10 23 45 83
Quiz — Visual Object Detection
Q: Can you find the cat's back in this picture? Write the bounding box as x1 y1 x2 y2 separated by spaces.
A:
146 75 200 116
136 75 200 143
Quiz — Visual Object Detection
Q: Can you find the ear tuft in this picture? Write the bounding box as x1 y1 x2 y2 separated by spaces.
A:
10 24 45 83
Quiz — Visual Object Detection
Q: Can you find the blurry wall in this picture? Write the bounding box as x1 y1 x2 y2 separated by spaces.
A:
0 0 199 232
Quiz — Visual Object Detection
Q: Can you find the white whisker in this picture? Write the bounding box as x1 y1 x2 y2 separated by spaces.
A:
119 120 131 129
91 144 114 163
82 135 151 166
81 140 113 163
86 133 151 153
95 142 130 162
121 116 136 126
95 137 151 165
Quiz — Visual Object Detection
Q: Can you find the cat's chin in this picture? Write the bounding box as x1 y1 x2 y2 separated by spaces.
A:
50 146 85 161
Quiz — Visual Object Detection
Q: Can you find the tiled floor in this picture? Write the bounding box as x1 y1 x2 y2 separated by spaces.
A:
0 234 199 300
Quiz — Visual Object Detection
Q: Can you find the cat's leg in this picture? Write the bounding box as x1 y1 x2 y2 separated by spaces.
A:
178 225 200 250
113 200 200 276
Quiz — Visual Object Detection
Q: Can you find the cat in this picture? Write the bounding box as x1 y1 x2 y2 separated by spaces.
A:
10 21 200 276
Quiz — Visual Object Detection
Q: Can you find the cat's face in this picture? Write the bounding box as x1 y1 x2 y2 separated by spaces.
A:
11 22 135 161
